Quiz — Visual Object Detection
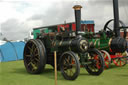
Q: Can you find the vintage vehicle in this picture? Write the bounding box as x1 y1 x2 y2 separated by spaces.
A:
79 0 128 68
23 5 105 80
93 19 128 68
23 0 127 80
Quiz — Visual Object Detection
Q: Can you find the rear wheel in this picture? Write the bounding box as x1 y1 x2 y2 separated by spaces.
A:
85 48 104 75
24 39 46 74
60 51 80 80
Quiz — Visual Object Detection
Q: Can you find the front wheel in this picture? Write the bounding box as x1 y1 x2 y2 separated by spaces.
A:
113 51 128 67
59 51 80 80
85 48 104 75
101 50 111 69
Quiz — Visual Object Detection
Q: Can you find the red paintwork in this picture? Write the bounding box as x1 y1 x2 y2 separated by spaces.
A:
57 23 94 32
110 55 123 59
57 24 70 32
94 55 101 69
72 23 76 31
108 54 125 67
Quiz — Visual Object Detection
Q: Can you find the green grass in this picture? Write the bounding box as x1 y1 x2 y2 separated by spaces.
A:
0 60 128 85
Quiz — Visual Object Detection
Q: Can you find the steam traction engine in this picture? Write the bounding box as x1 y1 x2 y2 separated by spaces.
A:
23 5 105 80
81 0 128 68
87 19 128 68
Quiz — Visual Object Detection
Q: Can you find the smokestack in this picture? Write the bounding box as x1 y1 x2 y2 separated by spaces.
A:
73 5 82 35
113 0 120 37
109 0 127 53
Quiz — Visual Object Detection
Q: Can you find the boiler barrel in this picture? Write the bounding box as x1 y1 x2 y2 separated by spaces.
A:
55 38 89 53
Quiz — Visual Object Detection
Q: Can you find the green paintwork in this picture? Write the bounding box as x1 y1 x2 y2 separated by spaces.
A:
33 29 40 39
81 31 110 51
44 28 49 33
44 28 53 33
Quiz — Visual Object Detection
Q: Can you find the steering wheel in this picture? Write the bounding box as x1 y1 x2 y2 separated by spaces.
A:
103 19 126 38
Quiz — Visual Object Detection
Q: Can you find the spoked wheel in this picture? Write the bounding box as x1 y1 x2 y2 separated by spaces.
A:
101 50 111 69
60 51 80 80
113 58 127 67
24 39 46 74
104 19 126 38
113 51 127 67
85 48 104 75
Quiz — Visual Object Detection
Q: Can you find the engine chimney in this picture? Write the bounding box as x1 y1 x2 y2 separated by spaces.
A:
113 0 120 37
109 0 127 53
73 5 82 35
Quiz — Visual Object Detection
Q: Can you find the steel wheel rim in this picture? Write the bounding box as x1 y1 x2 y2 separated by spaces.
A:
62 54 77 77
24 41 40 72
101 50 111 68
88 52 102 72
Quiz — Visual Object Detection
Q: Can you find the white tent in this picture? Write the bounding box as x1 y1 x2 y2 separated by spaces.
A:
0 40 6 45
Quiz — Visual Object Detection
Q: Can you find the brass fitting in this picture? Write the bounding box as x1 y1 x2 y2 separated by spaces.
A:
73 5 82 10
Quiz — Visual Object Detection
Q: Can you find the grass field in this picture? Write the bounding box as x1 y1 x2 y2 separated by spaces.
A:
0 60 128 85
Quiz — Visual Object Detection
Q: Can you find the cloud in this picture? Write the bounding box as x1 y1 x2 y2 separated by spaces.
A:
1 19 30 40
0 0 128 40
28 1 74 26
81 0 128 31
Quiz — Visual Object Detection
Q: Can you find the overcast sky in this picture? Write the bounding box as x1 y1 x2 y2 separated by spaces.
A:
0 0 128 40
